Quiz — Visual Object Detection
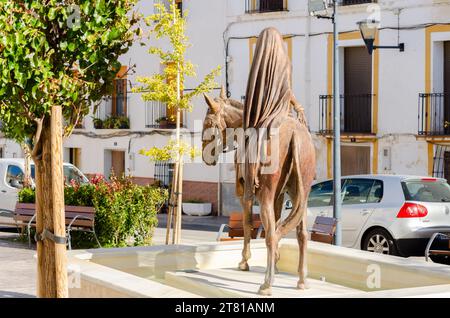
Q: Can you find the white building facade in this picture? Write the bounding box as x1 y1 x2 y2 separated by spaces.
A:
1 0 450 215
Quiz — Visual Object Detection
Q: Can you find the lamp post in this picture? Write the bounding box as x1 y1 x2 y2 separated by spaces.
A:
331 0 342 246
309 0 342 246
357 19 405 55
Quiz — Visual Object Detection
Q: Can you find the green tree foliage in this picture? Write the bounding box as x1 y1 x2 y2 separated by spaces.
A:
133 2 220 160
0 0 140 143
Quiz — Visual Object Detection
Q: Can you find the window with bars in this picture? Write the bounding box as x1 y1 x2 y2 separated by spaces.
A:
154 161 174 188
154 0 182 16
433 145 450 184
113 78 128 117
342 0 377 5
245 0 287 13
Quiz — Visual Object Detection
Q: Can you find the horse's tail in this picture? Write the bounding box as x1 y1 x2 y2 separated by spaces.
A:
275 129 306 237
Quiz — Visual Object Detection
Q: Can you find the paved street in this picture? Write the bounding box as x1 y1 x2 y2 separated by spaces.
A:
0 232 36 298
0 218 225 298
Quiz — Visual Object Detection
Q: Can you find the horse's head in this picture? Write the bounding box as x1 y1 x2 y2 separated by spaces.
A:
202 86 230 166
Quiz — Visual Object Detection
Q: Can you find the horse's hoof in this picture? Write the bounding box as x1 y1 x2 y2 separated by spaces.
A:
238 261 249 271
297 281 310 290
258 284 272 296
274 266 279 274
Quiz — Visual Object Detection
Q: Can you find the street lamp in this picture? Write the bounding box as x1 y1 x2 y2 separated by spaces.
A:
357 19 405 55
309 0 342 246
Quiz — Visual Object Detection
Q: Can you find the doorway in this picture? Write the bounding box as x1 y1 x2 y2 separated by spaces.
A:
341 145 371 176
104 150 125 178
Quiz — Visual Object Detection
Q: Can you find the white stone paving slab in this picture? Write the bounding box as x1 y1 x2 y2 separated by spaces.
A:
165 266 364 298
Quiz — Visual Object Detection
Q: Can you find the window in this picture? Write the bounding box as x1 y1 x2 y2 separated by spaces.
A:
402 180 450 203
29 165 88 185
246 0 287 13
342 179 382 205
176 0 182 16
154 161 174 188
367 180 383 203
343 47 373 133
113 78 127 117
6 165 24 189
342 0 376 5
64 165 89 185
154 0 182 16
308 181 333 207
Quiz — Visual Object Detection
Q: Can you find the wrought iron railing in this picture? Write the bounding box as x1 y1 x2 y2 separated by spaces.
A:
319 94 373 134
94 96 130 129
145 100 186 129
418 93 450 136
245 0 288 13
432 144 450 181
154 160 174 188
341 0 377 5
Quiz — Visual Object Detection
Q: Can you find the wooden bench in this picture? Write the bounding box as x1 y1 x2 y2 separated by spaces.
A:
14 202 101 250
0 208 18 228
425 232 450 262
310 216 337 244
217 212 265 241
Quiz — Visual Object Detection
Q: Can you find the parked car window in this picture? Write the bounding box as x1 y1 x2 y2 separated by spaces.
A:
63 165 89 185
30 164 89 185
308 181 333 207
367 180 383 203
342 179 375 205
6 165 24 189
402 180 450 203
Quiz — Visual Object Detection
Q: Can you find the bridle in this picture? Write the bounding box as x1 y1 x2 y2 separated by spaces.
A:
203 109 229 153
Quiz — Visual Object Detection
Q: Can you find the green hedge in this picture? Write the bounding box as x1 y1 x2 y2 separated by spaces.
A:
18 174 168 248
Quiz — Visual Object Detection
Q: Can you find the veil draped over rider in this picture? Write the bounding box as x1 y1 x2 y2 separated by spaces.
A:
242 27 293 199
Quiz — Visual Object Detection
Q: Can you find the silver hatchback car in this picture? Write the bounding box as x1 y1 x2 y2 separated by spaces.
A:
306 175 450 261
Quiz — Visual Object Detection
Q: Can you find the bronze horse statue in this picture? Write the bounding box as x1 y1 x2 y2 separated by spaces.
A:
202 27 316 296
202 89 316 295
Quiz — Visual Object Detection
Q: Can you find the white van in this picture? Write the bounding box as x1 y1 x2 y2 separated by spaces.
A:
0 158 89 213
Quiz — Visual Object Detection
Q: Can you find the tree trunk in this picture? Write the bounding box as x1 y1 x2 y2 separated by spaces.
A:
33 106 67 298
175 160 183 244
166 161 178 245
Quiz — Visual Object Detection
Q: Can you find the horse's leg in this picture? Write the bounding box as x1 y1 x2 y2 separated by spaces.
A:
238 196 253 271
274 194 284 274
274 193 284 223
296 212 309 290
257 192 278 296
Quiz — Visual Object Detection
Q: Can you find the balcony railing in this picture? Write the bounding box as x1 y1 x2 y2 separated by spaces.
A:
245 0 288 14
145 100 186 129
342 0 377 5
418 93 450 136
94 96 130 129
319 94 373 135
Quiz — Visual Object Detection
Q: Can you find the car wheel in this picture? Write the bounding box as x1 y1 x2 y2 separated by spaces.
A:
429 254 450 265
363 228 398 256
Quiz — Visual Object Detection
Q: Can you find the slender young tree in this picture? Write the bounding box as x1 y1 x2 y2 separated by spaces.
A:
0 0 139 297
135 1 220 244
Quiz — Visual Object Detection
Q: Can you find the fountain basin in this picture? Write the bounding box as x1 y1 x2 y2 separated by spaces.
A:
67 239 450 298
